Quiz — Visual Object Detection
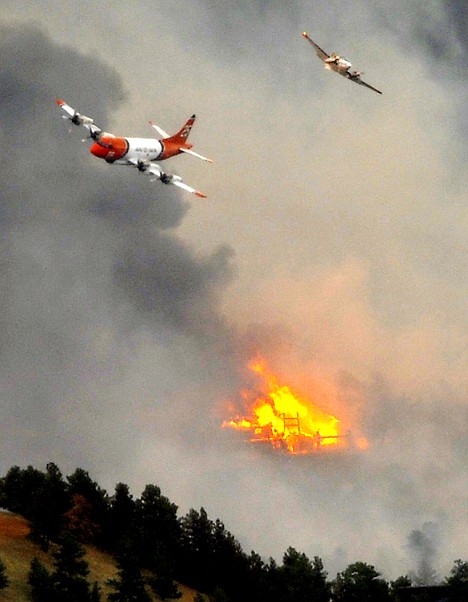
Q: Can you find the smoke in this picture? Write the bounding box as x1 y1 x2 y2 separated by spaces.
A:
407 523 441 585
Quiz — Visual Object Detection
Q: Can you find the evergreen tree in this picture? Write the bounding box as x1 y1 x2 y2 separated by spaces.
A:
149 574 181 600
135 483 180 568
28 557 56 602
271 547 330 602
0 463 69 551
107 547 151 602
51 532 91 601
30 463 70 550
105 483 136 551
211 518 248 599
0 557 9 590
242 551 270 602
179 507 216 592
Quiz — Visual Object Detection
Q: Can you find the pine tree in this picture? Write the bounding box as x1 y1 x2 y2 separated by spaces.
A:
51 532 91 601
107 547 151 602
28 557 56 602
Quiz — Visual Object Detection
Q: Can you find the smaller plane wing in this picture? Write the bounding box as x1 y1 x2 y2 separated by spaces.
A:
56 99 102 139
302 32 329 62
345 72 382 95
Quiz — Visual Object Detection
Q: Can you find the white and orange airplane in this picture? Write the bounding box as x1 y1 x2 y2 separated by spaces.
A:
56 99 212 198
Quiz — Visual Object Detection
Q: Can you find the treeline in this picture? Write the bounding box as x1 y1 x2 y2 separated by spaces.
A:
0 463 466 601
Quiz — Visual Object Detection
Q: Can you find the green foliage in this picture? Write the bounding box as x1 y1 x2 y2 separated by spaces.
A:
0 463 69 551
446 559 468 601
135 483 180 570
28 557 55 602
106 483 136 550
179 507 249 597
3 464 465 602
28 534 92 602
210 586 229 602
149 574 181 600
267 547 330 602
107 547 151 602
51 532 91 601
332 561 391 602
389 575 412 600
0 556 9 590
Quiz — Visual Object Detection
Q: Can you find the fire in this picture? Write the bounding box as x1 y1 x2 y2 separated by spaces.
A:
223 356 356 455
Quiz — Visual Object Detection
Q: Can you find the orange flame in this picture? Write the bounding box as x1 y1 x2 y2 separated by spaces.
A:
223 356 353 454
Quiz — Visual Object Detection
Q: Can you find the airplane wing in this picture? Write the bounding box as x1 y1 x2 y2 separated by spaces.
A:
56 99 102 138
302 32 329 62
134 160 206 198
170 179 207 199
345 73 382 95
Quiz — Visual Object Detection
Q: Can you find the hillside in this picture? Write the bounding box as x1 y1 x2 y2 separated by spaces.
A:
0 510 197 601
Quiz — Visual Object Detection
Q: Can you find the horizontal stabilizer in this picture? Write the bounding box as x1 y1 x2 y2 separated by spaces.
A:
149 121 170 138
179 147 214 163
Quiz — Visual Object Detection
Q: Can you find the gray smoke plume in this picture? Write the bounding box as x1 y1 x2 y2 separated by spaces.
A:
407 523 441 585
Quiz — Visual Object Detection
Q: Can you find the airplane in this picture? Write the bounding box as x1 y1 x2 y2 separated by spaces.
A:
56 99 212 198
302 32 382 95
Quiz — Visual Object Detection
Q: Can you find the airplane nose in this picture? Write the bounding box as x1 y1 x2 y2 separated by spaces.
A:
90 142 109 158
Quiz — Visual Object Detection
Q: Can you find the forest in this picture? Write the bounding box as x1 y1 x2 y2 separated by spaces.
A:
0 463 466 601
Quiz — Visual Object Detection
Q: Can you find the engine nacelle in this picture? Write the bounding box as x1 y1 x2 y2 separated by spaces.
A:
160 173 181 185
137 159 150 172
71 112 94 127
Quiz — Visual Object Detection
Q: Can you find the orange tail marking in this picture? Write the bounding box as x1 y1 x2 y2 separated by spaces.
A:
170 115 196 147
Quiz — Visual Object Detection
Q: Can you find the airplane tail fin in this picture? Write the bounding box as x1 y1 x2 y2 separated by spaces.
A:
150 114 213 162
168 115 196 145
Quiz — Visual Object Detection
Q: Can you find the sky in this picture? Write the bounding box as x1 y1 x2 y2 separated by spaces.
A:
1 0 466 581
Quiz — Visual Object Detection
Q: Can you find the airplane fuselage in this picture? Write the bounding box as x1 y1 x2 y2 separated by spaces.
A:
325 58 352 74
89 134 191 164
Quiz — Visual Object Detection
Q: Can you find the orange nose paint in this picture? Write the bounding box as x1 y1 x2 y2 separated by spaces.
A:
90 135 128 161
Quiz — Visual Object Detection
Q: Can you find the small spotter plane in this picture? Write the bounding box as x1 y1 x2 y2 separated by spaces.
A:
302 32 382 95
56 99 212 198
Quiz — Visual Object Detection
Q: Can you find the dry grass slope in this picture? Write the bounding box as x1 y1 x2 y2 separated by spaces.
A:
0 510 197 602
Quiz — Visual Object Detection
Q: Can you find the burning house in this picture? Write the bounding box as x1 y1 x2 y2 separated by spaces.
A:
223 357 368 455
